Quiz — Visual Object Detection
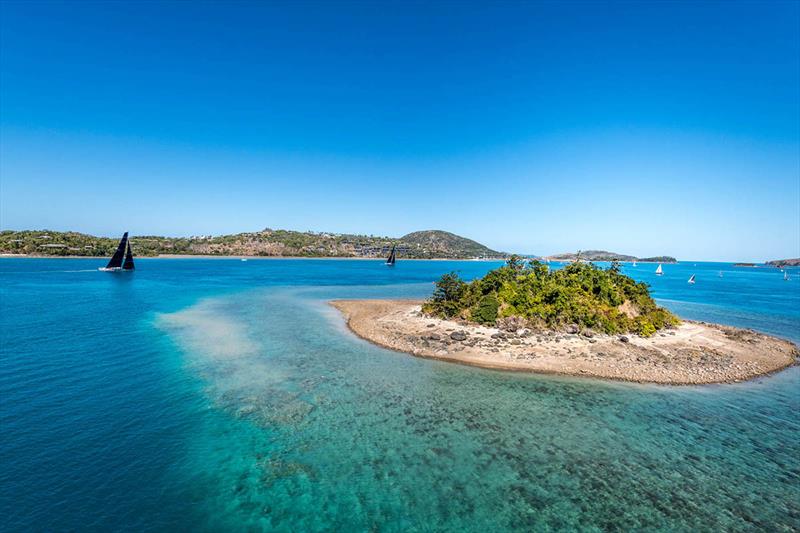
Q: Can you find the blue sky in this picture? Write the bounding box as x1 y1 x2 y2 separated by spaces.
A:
1 1 798 261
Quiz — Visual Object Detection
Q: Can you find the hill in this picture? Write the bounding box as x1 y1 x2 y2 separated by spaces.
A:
546 250 677 263
400 230 502 259
0 228 506 260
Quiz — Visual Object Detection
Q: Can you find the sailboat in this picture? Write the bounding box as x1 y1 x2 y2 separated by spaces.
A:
688 274 696 284
99 232 135 272
386 244 397 266
785 271 790 281
719 271 723 277
632 260 637 267
655 264 663 276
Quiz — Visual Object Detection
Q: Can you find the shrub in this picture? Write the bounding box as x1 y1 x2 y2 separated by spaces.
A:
422 272 468 318
472 295 499 324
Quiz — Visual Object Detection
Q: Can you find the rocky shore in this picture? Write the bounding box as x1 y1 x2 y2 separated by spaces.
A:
331 299 799 385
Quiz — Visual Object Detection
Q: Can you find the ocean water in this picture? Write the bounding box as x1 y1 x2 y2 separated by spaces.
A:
1 258 798 532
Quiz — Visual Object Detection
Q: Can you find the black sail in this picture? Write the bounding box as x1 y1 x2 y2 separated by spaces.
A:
122 241 135 270
387 245 396 265
105 232 128 269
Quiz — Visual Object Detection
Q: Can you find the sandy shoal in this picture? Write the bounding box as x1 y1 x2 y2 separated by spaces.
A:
331 299 798 385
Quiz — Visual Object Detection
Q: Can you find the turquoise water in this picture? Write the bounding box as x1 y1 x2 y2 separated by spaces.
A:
1 258 798 531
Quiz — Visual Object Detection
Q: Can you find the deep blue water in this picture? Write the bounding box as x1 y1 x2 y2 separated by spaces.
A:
1 258 798 531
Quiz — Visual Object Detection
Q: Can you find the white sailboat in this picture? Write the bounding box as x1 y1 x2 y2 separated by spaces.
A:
632 260 637 267
688 274 696 284
655 264 663 276
785 271 790 281
719 271 723 277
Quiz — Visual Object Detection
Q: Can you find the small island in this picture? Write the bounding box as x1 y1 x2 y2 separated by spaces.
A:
332 259 798 384
545 250 678 263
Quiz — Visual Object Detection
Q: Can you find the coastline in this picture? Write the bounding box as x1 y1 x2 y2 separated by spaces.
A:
330 299 799 385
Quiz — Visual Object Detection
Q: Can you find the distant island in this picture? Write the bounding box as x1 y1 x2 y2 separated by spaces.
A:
0 229 506 260
766 258 800 268
546 250 677 263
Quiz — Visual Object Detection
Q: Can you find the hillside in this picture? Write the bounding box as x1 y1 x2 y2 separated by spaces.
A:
0 229 506 260
400 230 502 259
546 250 677 263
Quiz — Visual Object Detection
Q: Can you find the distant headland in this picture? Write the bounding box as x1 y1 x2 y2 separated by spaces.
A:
0 229 506 260
766 258 800 268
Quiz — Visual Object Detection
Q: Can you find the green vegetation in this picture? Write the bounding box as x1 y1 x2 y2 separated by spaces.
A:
423 257 679 336
401 230 501 259
0 229 506 259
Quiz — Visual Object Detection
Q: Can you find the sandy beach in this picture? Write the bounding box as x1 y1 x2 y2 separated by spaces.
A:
331 299 799 385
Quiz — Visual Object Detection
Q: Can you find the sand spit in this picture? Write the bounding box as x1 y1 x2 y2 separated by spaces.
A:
331 299 799 385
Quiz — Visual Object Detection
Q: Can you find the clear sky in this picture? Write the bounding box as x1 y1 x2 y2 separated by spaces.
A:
1 1 798 261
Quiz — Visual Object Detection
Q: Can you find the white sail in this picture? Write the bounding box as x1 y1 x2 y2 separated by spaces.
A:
785 271 790 281
688 274 695 284
632 260 637 267
655 264 663 275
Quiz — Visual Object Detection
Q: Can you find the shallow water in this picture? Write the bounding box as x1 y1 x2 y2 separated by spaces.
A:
1 258 798 531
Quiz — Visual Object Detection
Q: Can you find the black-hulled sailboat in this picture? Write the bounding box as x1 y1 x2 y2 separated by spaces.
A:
99 232 135 271
386 245 397 266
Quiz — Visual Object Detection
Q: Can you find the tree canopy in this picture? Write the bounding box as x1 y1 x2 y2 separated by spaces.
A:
422 257 679 336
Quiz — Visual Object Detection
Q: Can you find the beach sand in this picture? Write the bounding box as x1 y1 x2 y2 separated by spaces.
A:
331 299 798 385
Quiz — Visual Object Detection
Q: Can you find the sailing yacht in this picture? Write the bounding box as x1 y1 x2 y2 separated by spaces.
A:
99 232 135 272
688 274 696 284
632 260 637 267
785 271 790 281
655 264 663 276
386 245 397 266
719 271 723 277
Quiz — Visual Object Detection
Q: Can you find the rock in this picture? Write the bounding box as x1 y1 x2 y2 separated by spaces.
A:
510 339 521 345
491 333 505 340
496 316 527 332
589 339 597 344
450 331 468 341
580 328 594 338
427 334 441 341
427 324 435 328
566 324 580 334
